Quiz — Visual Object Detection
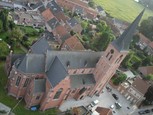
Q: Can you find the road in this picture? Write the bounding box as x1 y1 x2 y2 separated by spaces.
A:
0 1 13 8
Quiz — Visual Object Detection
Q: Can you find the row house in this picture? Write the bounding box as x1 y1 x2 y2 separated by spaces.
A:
5 9 144 111
117 77 150 106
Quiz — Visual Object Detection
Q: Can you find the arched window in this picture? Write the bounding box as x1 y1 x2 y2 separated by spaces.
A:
106 49 114 60
115 55 123 63
109 55 113 60
53 88 63 99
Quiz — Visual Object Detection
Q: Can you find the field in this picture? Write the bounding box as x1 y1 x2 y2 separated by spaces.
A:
94 0 153 22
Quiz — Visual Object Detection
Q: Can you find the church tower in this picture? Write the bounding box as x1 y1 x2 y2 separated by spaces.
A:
89 10 144 96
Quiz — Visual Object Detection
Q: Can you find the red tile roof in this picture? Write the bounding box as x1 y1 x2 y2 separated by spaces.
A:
96 107 112 115
52 25 68 37
42 8 54 21
62 35 85 50
149 42 153 48
138 66 153 76
138 33 150 45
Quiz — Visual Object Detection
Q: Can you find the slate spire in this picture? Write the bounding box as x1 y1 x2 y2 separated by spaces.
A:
113 9 145 51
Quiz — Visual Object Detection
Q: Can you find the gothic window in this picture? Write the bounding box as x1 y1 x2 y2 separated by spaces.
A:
23 78 30 87
53 88 63 99
109 55 113 60
16 76 21 86
66 61 70 67
84 60 87 67
106 52 110 58
115 55 123 63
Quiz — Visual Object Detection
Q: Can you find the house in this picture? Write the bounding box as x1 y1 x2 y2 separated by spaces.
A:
5 10 144 111
41 8 55 21
123 70 135 80
52 25 68 43
56 0 98 19
112 18 129 34
136 33 150 50
46 17 60 32
61 35 85 51
95 107 112 115
117 77 150 106
146 41 153 56
138 66 153 76
66 18 82 34
96 6 106 17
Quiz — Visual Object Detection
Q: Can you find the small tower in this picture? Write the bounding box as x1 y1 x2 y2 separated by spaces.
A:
89 10 144 96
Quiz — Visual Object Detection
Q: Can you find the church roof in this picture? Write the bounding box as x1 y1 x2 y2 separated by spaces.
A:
113 9 144 51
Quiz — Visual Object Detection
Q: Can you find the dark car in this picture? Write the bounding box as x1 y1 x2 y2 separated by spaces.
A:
112 93 119 100
144 109 150 113
138 110 145 114
138 110 150 115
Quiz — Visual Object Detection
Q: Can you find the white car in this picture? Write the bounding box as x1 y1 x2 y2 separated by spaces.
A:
110 104 115 109
88 100 99 109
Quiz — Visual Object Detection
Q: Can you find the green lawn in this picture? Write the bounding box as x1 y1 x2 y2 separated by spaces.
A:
0 62 57 115
95 0 153 22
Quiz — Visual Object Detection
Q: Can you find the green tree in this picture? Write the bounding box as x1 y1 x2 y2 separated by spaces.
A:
0 20 3 32
139 17 153 41
0 40 9 57
81 21 89 29
0 9 9 31
112 72 127 85
88 0 95 8
146 74 153 80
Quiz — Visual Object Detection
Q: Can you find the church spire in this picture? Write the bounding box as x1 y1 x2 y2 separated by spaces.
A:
113 9 145 51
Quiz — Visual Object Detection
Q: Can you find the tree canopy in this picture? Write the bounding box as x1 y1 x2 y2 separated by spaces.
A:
112 72 127 85
0 40 9 57
139 16 153 41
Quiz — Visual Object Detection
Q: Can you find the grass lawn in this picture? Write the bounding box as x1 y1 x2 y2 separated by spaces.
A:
94 0 153 22
0 62 57 115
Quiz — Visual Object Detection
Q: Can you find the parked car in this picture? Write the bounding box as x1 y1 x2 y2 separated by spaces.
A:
87 100 99 109
138 109 150 115
110 104 115 109
112 93 119 100
115 102 122 109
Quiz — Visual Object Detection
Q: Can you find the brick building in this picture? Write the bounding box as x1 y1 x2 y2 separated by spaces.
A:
5 10 144 111
117 77 150 106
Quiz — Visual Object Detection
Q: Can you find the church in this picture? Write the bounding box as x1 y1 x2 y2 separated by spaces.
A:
5 10 144 111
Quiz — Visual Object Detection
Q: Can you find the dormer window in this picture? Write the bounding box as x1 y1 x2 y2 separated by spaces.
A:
66 61 70 67
84 60 87 67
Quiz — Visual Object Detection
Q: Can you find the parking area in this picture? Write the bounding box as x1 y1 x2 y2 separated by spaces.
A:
59 84 136 115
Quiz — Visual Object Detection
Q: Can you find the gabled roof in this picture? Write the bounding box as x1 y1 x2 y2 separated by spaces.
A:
74 6 84 14
31 38 51 54
38 5 46 13
113 9 144 51
16 54 45 74
34 78 46 93
53 25 68 37
70 74 96 89
42 8 54 21
63 35 85 50
46 50 102 70
138 66 153 76
132 77 150 95
138 33 150 44
47 17 60 30
149 42 153 48
46 56 68 87
96 107 112 115
67 18 79 27
47 0 62 14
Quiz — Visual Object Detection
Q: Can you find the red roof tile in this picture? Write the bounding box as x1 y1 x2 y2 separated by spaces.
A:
42 8 54 21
